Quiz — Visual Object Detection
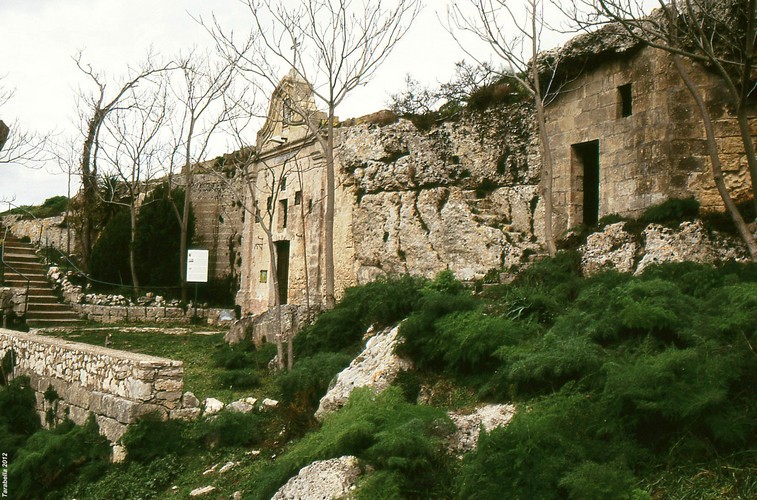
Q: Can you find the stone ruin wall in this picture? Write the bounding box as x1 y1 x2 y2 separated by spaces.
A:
182 172 245 283
339 103 544 283
1 214 77 256
71 303 233 325
0 328 183 443
548 44 754 235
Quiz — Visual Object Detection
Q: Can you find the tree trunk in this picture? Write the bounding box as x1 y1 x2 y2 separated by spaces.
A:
129 203 141 295
530 2 556 257
79 114 101 266
673 55 757 260
323 104 336 308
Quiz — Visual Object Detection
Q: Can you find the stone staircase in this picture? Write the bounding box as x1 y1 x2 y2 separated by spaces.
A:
1 231 81 326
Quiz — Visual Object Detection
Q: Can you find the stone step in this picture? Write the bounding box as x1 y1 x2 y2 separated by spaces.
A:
25 309 80 321
27 295 60 304
3 226 80 323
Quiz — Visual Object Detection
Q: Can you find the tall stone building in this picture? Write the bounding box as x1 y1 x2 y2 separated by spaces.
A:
546 24 753 233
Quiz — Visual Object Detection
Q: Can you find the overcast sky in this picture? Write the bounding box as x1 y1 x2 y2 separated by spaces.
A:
0 0 575 207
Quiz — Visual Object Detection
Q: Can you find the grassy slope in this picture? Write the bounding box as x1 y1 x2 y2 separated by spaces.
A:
31 257 757 498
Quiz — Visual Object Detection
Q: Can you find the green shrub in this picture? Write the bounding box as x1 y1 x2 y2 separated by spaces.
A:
295 274 427 357
276 352 353 425
0 375 41 438
354 470 405 499
639 197 699 225
396 273 478 371
63 454 183 500
134 183 195 288
558 460 640 500
497 329 603 398
457 389 643 499
9 415 110 499
88 209 132 285
120 412 189 463
216 370 260 390
245 387 452 500
197 411 263 448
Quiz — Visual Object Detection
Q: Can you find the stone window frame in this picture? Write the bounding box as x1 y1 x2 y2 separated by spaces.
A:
617 83 633 118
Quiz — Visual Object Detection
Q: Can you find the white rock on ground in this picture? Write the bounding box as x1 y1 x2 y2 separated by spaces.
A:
448 404 517 454
261 398 279 411
315 325 412 420
189 485 216 497
272 456 362 500
218 461 239 474
202 398 224 416
227 400 255 413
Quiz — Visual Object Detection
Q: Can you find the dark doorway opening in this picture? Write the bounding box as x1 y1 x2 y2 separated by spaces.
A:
572 140 600 226
275 240 290 305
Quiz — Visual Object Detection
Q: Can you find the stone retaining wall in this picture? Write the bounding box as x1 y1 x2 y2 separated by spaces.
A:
1 214 76 255
72 303 235 326
0 328 183 443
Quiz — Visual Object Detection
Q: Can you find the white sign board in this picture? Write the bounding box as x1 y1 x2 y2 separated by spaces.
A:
186 249 209 283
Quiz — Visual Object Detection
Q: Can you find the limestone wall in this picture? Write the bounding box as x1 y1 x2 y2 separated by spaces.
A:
1 215 77 255
0 328 183 443
237 103 544 316
342 106 543 282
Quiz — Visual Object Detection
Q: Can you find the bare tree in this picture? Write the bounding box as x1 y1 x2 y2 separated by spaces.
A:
164 50 247 302
563 0 757 259
207 0 422 308
99 84 170 292
0 77 51 166
73 51 175 265
448 0 559 256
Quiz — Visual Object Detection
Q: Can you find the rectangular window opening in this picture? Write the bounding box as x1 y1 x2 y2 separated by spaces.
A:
294 190 302 206
278 199 289 229
618 83 633 117
259 270 268 283
280 176 287 191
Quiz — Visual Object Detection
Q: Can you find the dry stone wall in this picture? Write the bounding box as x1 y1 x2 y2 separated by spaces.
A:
0 328 183 443
1 214 76 255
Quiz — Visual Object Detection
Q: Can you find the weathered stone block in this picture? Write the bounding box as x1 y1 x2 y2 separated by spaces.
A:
170 408 201 421
96 415 127 443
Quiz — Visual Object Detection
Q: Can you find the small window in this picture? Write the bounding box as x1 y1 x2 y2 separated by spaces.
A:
266 196 272 212
294 190 302 206
278 199 289 229
280 176 287 191
618 83 632 117
282 98 293 125
259 270 268 283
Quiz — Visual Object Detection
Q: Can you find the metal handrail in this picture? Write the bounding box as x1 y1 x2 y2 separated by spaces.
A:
1 225 31 315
